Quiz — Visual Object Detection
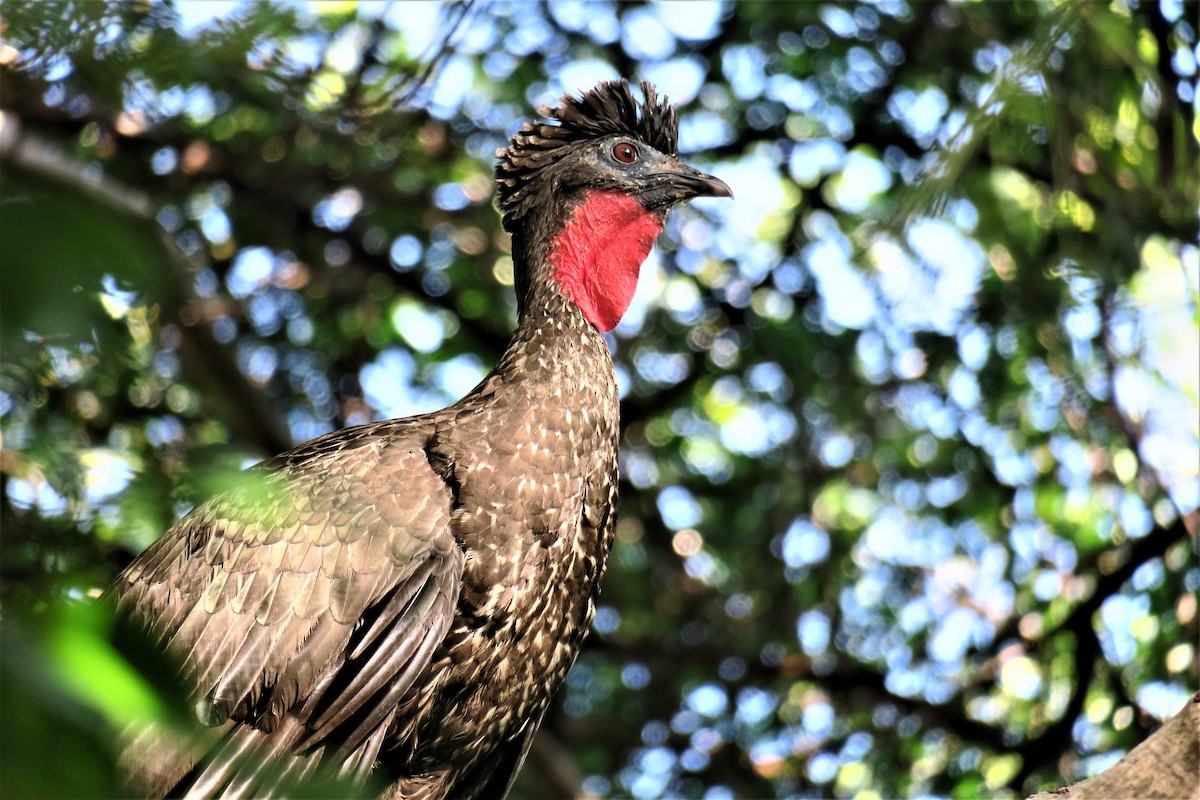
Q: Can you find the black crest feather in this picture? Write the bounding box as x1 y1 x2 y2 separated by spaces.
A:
495 80 678 228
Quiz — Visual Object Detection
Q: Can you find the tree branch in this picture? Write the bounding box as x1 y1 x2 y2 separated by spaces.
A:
0 118 293 454
1026 692 1199 800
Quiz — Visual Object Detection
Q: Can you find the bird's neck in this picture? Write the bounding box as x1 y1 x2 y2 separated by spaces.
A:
517 190 663 333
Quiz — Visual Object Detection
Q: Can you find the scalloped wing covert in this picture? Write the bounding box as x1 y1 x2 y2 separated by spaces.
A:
113 423 462 795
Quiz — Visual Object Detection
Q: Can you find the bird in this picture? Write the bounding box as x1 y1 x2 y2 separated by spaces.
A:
112 79 731 800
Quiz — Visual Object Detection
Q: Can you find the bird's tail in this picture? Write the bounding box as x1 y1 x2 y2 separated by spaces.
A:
183 714 314 799
119 713 372 799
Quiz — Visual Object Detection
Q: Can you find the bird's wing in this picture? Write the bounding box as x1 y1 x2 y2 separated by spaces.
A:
113 426 461 791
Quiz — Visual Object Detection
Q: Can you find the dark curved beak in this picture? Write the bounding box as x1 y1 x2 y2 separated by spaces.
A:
671 164 734 199
641 159 733 210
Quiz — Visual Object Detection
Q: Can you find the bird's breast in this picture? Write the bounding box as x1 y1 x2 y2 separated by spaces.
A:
406 380 619 775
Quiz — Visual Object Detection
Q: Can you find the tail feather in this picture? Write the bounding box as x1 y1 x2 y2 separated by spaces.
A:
337 705 396 782
118 720 233 797
171 714 327 799
212 717 307 799
183 724 268 799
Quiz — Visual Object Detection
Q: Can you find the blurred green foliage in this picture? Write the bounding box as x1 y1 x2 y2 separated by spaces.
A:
1 1 1196 798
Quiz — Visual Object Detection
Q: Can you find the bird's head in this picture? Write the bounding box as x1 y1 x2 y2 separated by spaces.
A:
496 80 731 331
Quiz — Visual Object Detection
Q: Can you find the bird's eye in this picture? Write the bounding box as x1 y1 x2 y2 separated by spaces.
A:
612 142 638 164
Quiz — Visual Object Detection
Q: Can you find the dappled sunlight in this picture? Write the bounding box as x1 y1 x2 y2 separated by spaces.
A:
1 1 1196 798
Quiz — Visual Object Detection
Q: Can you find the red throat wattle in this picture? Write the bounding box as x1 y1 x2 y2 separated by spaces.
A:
549 190 664 332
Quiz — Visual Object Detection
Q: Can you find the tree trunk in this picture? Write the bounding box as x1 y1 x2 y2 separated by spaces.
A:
1028 693 1199 800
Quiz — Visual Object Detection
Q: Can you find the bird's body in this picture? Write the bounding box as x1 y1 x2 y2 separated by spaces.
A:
113 81 729 799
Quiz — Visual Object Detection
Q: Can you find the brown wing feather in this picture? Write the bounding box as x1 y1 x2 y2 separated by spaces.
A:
113 423 463 796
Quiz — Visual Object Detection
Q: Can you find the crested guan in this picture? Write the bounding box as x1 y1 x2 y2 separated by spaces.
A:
113 79 731 799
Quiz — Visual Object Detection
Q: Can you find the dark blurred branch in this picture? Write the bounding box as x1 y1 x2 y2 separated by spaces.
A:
1045 515 1190 648
526 731 589 800
391 0 479 109
0 117 293 455
0 113 151 216
1142 1 1198 191
1 66 512 354
2 63 518 443
1008 512 1194 789
601 489 1191 793
1101 301 1199 537
341 9 390 115
591 634 1010 754
173 321 294 455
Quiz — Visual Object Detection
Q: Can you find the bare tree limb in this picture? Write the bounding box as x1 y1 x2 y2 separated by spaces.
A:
1027 692 1199 800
